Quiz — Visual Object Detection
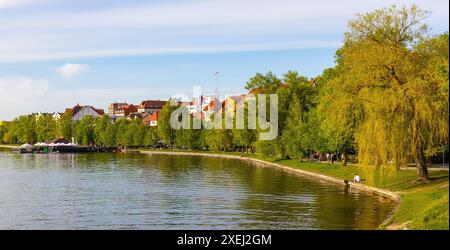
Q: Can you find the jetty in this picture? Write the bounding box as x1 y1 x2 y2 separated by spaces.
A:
19 137 119 154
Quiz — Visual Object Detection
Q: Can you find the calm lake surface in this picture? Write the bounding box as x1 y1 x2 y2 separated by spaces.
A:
0 149 395 229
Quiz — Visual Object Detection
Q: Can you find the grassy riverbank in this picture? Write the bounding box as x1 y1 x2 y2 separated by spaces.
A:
139 149 449 230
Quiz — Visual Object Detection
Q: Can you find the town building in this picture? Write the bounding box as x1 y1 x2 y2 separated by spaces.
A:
141 111 159 126
52 112 62 120
222 95 246 114
137 100 167 114
65 104 105 121
149 112 159 127
108 102 138 118
186 105 199 114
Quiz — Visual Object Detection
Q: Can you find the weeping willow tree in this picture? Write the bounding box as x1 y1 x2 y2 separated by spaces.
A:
326 5 449 181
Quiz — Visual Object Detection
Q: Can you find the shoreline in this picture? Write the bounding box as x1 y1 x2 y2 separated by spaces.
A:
0 145 20 149
137 150 401 228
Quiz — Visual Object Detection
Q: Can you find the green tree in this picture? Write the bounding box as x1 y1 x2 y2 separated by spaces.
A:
103 121 117 146
232 103 257 153
281 71 318 159
13 115 36 144
175 117 202 150
35 115 57 142
132 119 147 147
144 126 159 146
157 102 178 148
203 128 233 151
316 67 359 166
94 115 111 146
115 119 133 147
56 113 73 140
245 71 283 93
0 122 7 144
246 72 286 157
73 116 95 145
329 5 448 180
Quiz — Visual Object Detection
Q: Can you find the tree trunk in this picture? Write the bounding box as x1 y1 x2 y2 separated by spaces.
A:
413 145 429 181
412 121 429 181
342 152 348 166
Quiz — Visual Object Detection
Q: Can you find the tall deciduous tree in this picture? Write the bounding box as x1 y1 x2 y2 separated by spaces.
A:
144 126 159 146
73 116 95 145
56 113 73 140
14 115 36 144
281 71 318 159
157 102 179 148
329 5 448 180
35 115 57 142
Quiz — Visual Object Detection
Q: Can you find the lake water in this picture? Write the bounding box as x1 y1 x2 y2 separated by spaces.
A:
0 149 395 229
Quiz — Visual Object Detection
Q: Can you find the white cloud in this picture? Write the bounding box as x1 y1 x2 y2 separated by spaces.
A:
0 83 182 120
0 0 14 9
58 63 90 79
0 77 49 119
0 77 48 98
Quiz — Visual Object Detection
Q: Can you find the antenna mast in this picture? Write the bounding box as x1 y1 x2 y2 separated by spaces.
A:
214 72 219 96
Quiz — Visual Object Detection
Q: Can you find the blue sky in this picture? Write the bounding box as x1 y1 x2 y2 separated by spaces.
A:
0 0 448 120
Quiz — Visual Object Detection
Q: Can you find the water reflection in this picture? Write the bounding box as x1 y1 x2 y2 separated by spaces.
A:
0 150 395 229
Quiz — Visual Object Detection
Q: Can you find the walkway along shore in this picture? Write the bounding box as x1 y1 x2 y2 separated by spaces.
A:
137 150 402 228
0 145 21 149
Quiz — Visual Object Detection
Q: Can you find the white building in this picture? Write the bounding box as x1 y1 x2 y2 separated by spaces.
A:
66 104 105 121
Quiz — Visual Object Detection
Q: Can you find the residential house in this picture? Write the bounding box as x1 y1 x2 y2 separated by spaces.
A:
308 78 317 87
149 112 159 127
141 112 152 125
187 105 199 114
137 100 167 114
141 111 159 126
200 94 220 109
201 97 223 122
222 95 246 114
33 112 52 120
52 112 62 120
65 104 105 121
108 102 138 118
128 113 143 120
202 97 222 113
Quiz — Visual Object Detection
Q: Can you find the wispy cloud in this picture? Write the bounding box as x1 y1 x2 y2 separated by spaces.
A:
0 41 341 63
58 63 90 79
0 0 51 9
0 0 446 63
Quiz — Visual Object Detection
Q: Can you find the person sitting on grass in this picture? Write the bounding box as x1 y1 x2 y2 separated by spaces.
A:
353 174 361 183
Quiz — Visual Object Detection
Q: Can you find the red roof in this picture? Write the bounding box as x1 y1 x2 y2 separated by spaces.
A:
66 104 104 117
202 97 222 112
139 100 167 109
150 112 159 122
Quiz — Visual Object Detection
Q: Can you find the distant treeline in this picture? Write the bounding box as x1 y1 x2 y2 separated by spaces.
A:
0 114 158 148
0 5 448 181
